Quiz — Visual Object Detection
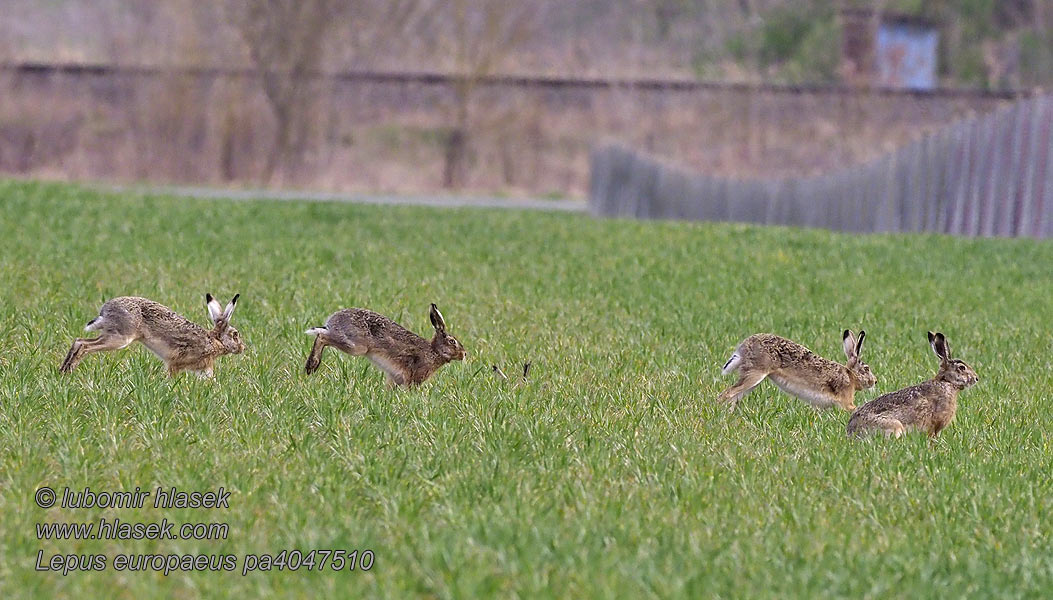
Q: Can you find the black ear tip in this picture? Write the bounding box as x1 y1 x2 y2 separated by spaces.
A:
431 303 438 311
843 329 851 340
206 293 214 303
927 331 936 342
232 293 240 304
858 330 865 337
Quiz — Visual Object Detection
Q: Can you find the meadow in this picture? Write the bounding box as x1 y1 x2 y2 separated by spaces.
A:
1 179 1051 598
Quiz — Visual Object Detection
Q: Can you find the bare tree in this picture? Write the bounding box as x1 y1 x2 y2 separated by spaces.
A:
225 0 345 183
433 0 540 188
226 0 433 183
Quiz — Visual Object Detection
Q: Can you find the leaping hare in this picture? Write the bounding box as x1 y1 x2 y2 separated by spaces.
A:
60 294 244 377
717 330 875 411
847 332 978 438
305 303 466 387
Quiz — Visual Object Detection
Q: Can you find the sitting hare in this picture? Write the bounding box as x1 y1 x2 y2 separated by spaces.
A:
305 303 465 387
718 330 875 411
847 332 978 438
60 294 244 377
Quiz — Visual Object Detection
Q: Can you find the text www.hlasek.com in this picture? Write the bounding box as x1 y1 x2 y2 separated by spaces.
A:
37 518 228 541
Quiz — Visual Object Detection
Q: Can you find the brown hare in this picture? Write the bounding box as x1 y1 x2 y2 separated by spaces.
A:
60 294 244 377
305 303 465 387
718 330 875 411
847 332 978 438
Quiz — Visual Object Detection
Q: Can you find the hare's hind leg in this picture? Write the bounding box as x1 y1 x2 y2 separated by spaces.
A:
716 370 767 412
853 417 906 438
60 334 135 373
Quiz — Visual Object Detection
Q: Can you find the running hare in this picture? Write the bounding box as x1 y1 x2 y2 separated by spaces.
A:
847 332 978 438
60 294 244 377
717 330 875 411
305 303 465 387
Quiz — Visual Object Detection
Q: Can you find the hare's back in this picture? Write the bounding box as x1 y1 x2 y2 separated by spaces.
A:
857 383 934 423
101 297 196 335
744 334 822 367
326 308 422 346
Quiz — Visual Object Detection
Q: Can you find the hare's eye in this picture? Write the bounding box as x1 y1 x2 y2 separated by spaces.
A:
957 364 965 371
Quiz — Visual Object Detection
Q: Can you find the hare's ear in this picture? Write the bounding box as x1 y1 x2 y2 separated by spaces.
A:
206 293 224 323
429 303 446 333
855 330 866 356
223 294 240 321
928 331 950 362
842 330 858 360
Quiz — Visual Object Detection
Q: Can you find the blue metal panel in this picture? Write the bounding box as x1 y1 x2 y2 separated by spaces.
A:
876 23 939 89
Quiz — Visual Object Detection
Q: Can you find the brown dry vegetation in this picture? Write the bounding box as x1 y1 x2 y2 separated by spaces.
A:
0 68 1013 197
0 1 1031 197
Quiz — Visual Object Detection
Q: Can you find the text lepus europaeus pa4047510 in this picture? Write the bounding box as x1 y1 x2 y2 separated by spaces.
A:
60 294 245 377
717 330 876 411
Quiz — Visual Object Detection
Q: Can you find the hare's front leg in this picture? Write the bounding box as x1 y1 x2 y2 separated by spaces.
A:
305 335 329 375
59 334 134 373
166 364 212 378
716 371 767 411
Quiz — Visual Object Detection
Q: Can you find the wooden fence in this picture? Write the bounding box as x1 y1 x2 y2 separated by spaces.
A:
589 94 1053 238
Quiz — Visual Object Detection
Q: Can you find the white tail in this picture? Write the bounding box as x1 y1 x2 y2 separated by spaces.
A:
721 352 742 375
306 327 328 336
84 317 101 332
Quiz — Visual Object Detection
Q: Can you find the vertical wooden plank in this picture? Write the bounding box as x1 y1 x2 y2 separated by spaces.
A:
950 118 977 235
1037 97 1053 238
855 163 875 233
934 124 958 233
587 145 610 216
996 102 1026 235
616 148 645 218
653 162 679 220
875 155 897 232
745 179 768 225
825 173 840 231
900 140 923 232
712 176 731 222
1016 98 1040 236
787 176 809 227
694 174 714 221
638 157 660 219
967 116 995 236
979 107 1007 236
803 174 821 229
726 177 744 223
918 132 942 233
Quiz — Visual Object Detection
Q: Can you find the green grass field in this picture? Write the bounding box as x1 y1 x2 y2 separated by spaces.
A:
1 180 1052 598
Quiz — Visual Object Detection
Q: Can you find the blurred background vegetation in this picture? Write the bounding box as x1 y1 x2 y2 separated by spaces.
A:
1 1 1048 196
5 0 1050 89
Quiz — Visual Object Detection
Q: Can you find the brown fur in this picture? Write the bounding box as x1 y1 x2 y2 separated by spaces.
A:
59 295 244 377
848 332 978 438
717 330 875 411
304 304 465 387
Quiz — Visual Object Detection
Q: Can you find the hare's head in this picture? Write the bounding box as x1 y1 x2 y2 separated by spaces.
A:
206 293 245 355
843 329 876 390
929 332 978 389
429 303 466 362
